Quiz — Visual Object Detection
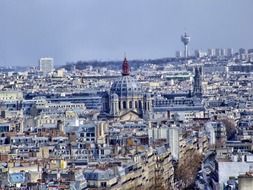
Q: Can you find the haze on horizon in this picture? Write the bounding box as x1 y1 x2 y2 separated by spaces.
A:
0 0 252 66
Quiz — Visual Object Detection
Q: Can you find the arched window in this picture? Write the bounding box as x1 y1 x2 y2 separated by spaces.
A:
129 101 132 109
138 100 142 109
123 101 127 109
135 101 138 108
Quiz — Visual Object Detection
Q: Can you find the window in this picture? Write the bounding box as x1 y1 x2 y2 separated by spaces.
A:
123 101 126 109
101 182 107 187
135 101 138 108
139 100 142 109
129 101 132 109
119 102 121 110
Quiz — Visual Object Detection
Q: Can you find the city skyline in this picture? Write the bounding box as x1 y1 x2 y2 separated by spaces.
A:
0 1 253 189
0 0 253 66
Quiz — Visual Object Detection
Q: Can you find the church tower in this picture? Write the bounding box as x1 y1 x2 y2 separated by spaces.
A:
193 66 203 98
122 57 130 76
143 93 152 120
110 93 119 116
144 93 152 113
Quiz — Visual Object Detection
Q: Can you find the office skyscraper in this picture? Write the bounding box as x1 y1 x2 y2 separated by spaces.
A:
39 57 54 75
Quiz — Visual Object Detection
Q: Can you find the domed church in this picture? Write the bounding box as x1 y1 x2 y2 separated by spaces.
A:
104 57 152 121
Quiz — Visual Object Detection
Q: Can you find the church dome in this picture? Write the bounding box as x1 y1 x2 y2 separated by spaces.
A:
110 57 142 98
110 75 142 97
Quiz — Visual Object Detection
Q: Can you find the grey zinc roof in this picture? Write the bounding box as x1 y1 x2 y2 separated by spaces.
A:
153 106 205 112
84 168 115 180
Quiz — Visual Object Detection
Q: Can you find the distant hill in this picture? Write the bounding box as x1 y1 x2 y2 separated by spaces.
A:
61 57 187 71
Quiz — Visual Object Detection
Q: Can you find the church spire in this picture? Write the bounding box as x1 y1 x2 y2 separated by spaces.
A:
122 57 130 76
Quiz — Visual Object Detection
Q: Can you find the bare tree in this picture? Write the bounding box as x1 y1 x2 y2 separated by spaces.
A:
220 118 236 140
175 150 203 189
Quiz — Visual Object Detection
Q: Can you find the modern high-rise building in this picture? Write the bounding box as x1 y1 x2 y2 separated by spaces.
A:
194 49 206 58
215 48 221 57
175 51 182 58
239 48 246 55
247 49 253 54
208 49 215 57
220 48 226 57
227 48 233 57
39 57 54 75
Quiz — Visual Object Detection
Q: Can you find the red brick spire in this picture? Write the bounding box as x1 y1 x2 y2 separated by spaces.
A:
122 57 130 76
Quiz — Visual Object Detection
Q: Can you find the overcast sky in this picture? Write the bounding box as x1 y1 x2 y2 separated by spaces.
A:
0 0 252 66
